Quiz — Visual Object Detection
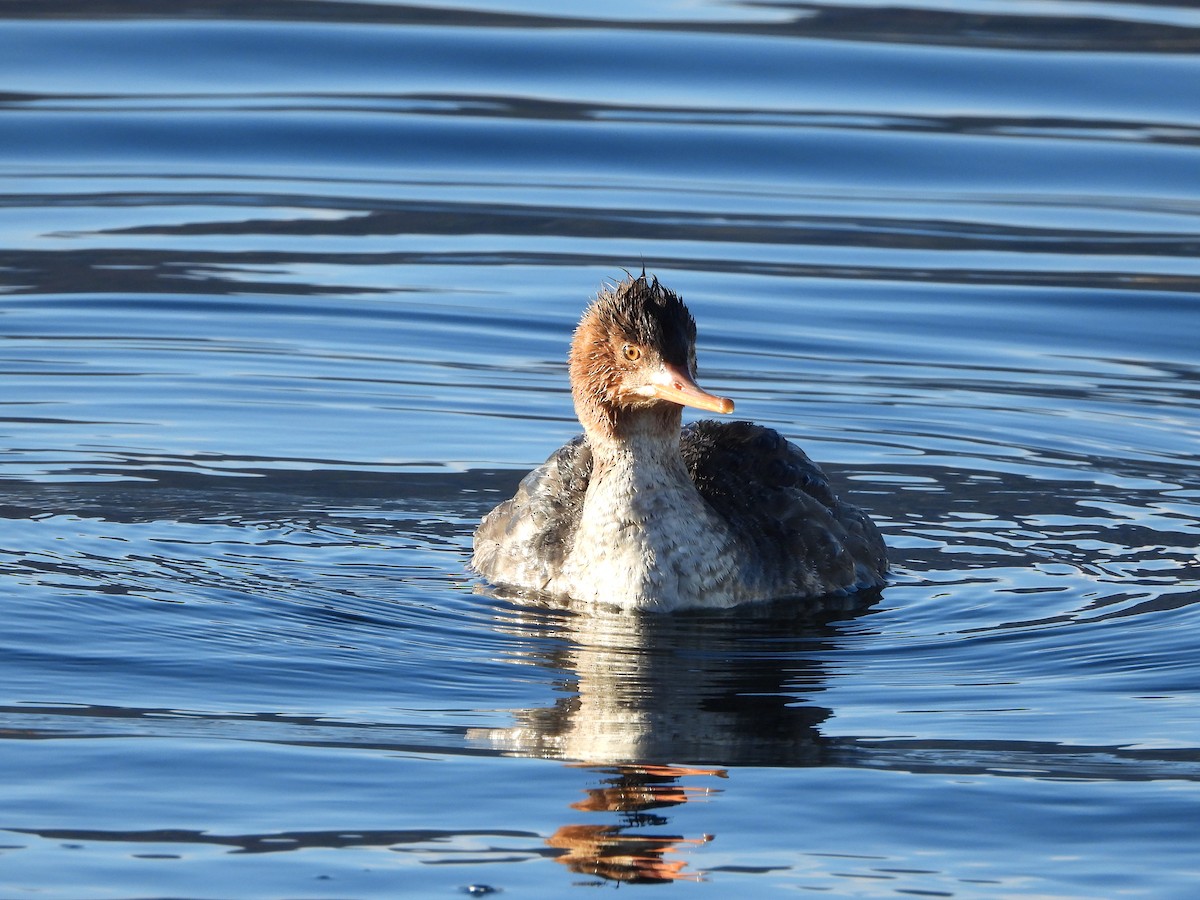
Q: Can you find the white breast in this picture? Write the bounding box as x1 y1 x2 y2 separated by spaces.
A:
554 447 744 610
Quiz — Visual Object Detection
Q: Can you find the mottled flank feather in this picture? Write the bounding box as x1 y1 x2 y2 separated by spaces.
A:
472 436 592 593
681 420 888 597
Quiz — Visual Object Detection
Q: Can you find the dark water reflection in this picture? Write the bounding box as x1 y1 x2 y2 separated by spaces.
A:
7 0 1200 52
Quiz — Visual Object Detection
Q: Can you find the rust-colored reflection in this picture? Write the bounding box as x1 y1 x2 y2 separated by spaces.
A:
547 763 725 884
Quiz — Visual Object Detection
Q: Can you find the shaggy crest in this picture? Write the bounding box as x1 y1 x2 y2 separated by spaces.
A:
587 274 696 370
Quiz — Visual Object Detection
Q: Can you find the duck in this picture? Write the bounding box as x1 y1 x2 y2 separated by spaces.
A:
471 273 887 611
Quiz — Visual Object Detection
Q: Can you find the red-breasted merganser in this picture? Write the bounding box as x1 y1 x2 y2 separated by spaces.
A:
472 274 887 611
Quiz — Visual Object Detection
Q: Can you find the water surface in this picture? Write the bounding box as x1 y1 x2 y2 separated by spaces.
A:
2 1 1199 897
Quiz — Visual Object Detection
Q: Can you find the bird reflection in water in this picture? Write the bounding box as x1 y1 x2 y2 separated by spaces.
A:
548 763 724 885
472 591 880 886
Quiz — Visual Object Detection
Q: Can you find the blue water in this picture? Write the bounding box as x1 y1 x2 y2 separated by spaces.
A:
2 2 1199 897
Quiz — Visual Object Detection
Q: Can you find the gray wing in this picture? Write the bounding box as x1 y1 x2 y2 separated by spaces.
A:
681 420 887 596
471 435 593 592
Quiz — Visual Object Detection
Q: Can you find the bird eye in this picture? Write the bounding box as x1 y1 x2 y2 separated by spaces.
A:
622 344 642 361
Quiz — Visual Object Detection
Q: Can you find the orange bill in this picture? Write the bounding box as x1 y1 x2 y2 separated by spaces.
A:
652 364 735 414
